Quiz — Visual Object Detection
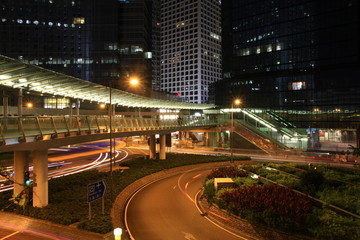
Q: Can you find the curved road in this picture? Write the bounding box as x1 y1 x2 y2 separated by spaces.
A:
125 167 250 240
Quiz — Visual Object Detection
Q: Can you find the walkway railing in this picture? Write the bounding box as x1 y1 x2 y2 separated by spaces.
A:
0 115 218 146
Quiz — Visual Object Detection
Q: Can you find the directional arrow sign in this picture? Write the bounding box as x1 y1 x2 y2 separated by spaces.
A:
87 181 106 202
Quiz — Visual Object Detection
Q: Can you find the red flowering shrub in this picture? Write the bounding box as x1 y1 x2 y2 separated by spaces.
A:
207 167 248 179
219 184 313 224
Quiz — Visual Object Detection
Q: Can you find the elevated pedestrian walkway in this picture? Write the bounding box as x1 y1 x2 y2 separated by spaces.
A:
0 115 218 152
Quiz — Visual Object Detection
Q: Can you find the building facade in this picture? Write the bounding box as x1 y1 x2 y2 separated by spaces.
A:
0 0 119 87
160 0 222 103
217 0 360 129
118 0 157 96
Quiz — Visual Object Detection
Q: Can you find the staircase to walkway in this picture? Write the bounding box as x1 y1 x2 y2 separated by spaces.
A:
233 120 287 155
239 109 308 150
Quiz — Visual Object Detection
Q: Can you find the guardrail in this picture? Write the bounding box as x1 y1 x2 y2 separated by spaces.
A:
0 115 219 146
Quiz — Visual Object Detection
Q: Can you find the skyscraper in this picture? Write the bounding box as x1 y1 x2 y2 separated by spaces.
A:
160 0 222 103
217 0 360 128
0 0 119 86
118 0 156 96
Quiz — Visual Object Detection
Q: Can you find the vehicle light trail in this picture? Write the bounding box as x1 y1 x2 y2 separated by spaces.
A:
0 149 129 192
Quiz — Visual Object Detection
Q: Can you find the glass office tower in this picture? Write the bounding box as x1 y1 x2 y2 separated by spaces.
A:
218 0 360 128
0 0 119 86
218 0 360 150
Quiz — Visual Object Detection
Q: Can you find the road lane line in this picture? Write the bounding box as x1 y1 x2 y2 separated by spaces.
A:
192 174 202 179
1 231 21 240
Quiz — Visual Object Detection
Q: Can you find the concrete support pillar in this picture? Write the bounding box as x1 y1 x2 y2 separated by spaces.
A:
13 151 30 197
18 88 23 117
149 135 156 159
204 132 209 146
69 100 73 118
185 131 189 140
3 90 8 117
178 131 182 140
75 99 80 116
32 149 48 208
217 132 222 147
159 134 166 160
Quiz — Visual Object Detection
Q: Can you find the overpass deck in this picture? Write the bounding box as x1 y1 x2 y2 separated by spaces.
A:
0 115 218 152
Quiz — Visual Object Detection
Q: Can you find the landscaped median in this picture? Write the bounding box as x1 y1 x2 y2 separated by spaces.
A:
0 153 250 237
202 164 360 240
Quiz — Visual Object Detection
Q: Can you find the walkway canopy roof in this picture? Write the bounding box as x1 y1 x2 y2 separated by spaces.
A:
0 55 216 110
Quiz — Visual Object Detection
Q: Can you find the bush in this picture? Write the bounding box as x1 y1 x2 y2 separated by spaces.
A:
275 174 300 188
307 208 360 240
215 188 236 209
299 169 325 196
207 167 248 179
203 179 216 202
233 177 260 187
219 184 314 224
261 209 301 232
78 215 113 234
317 185 360 215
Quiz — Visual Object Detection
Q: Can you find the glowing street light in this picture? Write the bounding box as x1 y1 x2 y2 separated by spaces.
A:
99 103 106 109
129 77 139 86
26 102 33 108
231 98 241 162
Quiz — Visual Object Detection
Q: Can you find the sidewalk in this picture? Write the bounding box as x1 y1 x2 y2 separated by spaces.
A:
0 211 109 240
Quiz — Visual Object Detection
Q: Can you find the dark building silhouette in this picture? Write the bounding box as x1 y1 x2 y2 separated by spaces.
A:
0 0 160 97
0 0 119 87
216 0 360 129
117 0 157 96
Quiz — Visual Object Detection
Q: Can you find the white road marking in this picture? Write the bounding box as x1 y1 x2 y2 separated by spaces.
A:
1 231 21 240
182 232 197 240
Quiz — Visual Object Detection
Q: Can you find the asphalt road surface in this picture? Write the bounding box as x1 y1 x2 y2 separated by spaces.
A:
125 166 248 240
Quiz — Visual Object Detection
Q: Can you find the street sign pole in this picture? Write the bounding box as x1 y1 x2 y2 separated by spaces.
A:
102 196 105 215
87 180 106 218
88 202 91 220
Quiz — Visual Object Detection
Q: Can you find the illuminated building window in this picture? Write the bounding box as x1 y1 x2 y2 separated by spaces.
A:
176 21 188 27
119 45 129 54
73 17 85 24
131 45 143 54
105 43 118 50
144 52 152 59
210 32 220 40
289 81 306 90
44 98 69 109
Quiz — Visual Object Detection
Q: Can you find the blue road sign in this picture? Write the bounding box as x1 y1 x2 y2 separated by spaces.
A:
87 181 106 202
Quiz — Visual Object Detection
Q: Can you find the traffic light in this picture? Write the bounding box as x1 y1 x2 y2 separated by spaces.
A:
24 170 31 185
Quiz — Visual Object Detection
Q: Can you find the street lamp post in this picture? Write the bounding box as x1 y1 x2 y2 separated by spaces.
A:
231 99 241 162
108 77 138 201
109 83 114 201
